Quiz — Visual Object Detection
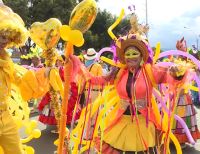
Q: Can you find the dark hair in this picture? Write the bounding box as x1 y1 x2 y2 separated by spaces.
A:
61 55 66 61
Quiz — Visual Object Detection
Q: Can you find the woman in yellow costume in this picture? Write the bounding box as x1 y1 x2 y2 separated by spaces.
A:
0 3 53 154
0 4 28 154
69 20 188 154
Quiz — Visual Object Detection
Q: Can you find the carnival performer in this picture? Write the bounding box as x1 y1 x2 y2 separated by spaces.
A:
0 4 34 154
69 30 190 153
79 48 103 141
38 55 80 128
172 37 200 146
83 48 103 102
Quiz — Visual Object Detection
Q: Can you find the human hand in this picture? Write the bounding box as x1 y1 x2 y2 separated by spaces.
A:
104 66 119 81
169 64 186 78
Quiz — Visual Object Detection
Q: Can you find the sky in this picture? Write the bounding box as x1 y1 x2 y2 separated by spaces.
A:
97 0 200 50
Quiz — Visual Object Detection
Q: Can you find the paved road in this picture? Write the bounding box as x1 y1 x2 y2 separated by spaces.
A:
22 106 200 154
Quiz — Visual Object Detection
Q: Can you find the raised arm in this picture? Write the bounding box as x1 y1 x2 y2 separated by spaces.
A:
69 55 119 85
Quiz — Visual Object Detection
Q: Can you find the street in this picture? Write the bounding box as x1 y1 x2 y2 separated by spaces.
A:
24 107 200 154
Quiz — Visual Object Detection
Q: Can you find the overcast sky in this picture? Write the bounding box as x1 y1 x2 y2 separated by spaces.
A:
97 0 200 50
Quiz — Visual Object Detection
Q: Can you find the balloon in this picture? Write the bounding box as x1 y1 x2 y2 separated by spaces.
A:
100 56 125 68
69 0 98 33
108 8 125 41
60 25 84 47
174 115 195 145
169 133 182 154
158 50 200 70
30 18 62 50
153 42 161 63
25 146 34 154
152 89 196 145
60 25 71 41
95 47 114 61
70 86 120 153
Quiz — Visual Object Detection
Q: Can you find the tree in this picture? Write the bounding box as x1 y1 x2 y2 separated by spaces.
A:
3 0 30 25
29 0 76 25
4 0 76 26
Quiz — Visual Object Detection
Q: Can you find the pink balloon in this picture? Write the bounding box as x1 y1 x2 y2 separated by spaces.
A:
96 46 116 61
159 50 200 70
153 89 196 145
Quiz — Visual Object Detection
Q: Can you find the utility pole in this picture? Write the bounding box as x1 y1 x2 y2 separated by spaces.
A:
145 0 148 38
145 0 148 25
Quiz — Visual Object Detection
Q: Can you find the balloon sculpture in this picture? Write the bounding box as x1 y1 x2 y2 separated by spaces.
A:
29 18 64 135
57 0 97 153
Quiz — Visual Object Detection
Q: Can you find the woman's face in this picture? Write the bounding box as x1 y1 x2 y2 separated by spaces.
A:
124 46 142 69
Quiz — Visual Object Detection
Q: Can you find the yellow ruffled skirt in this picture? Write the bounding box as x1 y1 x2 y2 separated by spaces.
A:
103 115 156 152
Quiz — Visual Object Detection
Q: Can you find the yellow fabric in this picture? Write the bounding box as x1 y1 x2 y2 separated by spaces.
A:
84 63 103 100
0 53 14 103
89 63 103 77
0 111 23 154
19 68 50 101
144 64 157 88
103 115 156 152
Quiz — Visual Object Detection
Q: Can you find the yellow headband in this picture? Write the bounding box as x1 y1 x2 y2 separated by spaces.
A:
125 48 141 59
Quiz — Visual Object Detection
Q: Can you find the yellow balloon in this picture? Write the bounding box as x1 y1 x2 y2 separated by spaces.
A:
189 85 199 91
100 56 125 68
69 0 98 33
60 25 84 47
32 129 41 138
108 8 125 41
60 25 71 41
30 18 62 50
69 30 84 47
25 146 34 154
153 42 161 63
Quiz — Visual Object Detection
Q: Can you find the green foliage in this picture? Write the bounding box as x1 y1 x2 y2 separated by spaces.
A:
29 0 76 25
3 0 30 25
4 0 76 26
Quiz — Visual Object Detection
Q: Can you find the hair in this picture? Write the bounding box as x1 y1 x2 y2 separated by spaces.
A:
61 55 66 61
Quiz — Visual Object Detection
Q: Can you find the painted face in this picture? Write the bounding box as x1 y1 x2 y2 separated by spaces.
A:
125 46 142 68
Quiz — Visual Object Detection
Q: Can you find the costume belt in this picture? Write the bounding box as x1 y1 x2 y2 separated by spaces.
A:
120 99 146 115
85 89 102 92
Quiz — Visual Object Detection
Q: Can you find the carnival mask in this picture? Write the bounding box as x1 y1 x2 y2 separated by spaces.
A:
125 47 141 59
